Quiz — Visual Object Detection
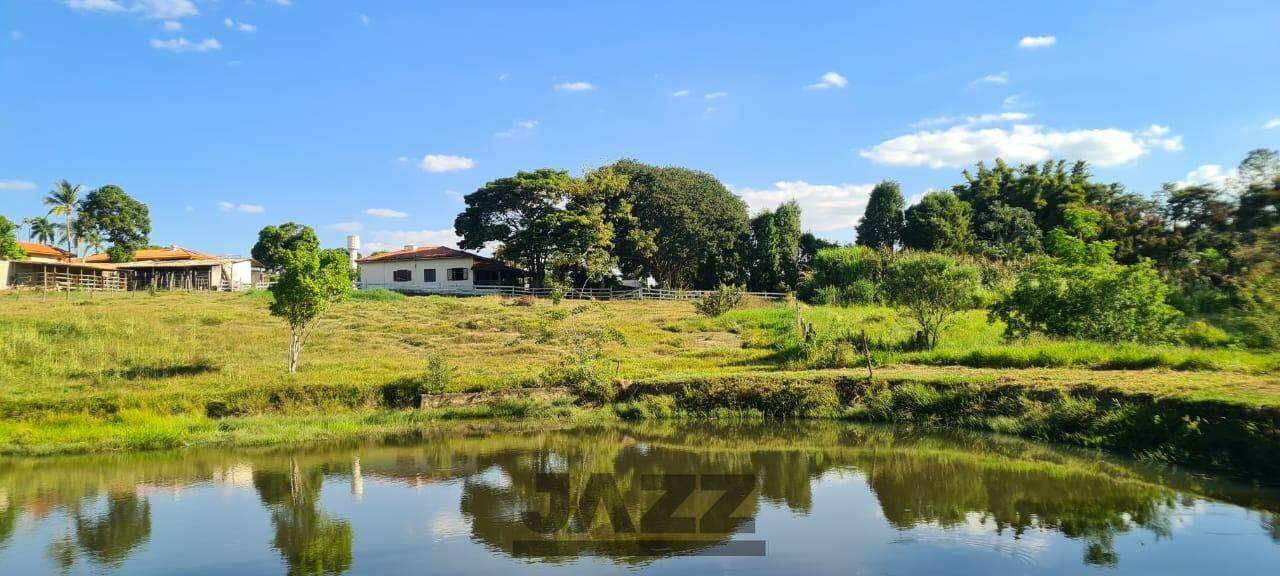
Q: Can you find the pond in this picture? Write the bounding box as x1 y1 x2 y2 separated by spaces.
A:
1 422 1278 575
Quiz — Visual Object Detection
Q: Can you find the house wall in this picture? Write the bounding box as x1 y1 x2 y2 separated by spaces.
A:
225 260 253 290
0 260 10 290
358 257 476 292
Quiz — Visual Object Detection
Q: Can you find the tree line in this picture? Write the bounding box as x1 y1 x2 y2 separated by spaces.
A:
452 159 824 292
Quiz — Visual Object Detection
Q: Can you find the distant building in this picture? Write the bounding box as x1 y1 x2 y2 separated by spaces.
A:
355 244 527 293
85 246 260 291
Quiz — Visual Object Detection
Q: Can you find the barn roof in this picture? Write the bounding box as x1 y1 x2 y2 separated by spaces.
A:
17 242 76 261
85 246 219 263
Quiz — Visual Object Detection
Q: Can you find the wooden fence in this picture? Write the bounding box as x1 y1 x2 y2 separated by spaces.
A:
357 283 788 301
11 271 129 292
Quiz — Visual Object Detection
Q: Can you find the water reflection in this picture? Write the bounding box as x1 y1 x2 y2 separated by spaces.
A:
1 422 1278 574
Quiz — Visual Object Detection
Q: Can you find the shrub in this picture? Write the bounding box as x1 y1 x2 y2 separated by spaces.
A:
1179 321 1231 348
546 276 569 305
992 257 1182 343
804 246 892 303
422 353 453 396
694 284 745 317
882 252 982 349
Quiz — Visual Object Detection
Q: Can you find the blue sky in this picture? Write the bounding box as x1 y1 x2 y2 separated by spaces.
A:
3 0 1279 255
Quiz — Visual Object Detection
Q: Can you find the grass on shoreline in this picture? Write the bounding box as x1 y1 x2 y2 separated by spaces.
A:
0 290 1277 461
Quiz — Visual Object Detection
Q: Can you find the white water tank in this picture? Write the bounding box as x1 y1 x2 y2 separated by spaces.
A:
347 235 360 270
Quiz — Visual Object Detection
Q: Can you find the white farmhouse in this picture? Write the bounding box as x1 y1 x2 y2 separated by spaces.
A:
356 244 527 293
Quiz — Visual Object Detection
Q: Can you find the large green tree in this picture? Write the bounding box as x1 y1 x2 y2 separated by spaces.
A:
455 169 576 286
252 222 321 273
855 180 905 249
747 201 803 291
77 185 151 262
0 216 25 260
608 160 750 289
901 191 973 252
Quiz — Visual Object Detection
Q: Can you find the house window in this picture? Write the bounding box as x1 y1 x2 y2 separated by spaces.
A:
423 269 437 282
393 269 412 282
448 267 469 281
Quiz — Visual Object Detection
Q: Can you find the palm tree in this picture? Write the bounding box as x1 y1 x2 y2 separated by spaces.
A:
25 216 59 245
44 180 81 255
80 227 105 257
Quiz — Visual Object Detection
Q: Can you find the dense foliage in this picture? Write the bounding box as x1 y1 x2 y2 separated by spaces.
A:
694 284 746 317
76 185 151 262
855 180 905 249
252 222 321 273
992 258 1181 342
0 215 26 261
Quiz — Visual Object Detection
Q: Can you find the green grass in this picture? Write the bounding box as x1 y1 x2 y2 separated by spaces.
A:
0 289 1277 456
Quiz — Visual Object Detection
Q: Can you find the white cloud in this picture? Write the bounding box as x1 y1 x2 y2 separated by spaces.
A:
224 18 256 33
738 180 876 234
1264 118 1280 130
10 30 23 41
704 91 728 100
495 120 539 139
1018 35 1056 49
555 81 595 92
671 89 689 97
1139 125 1182 151
364 229 465 254
418 154 475 173
861 123 1180 168
362 208 408 219
149 37 221 53
910 111 1031 128
272 0 292 5
1175 165 1238 189
1002 93 1030 109
327 222 364 233
162 20 181 31
498 73 509 81
974 72 1009 85
218 201 263 214
0 180 37 191
805 71 848 90
358 13 370 26
64 0 124 12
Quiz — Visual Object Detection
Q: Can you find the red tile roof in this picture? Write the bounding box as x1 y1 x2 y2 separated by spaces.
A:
85 246 218 263
356 245 488 264
17 242 75 261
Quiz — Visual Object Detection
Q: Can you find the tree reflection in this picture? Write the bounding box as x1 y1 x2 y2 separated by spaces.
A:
253 458 354 576
0 422 1278 572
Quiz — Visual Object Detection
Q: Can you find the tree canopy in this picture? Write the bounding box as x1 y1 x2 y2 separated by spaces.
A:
269 247 352 373
77 185 151 262
901 191 973 252
855 180 904 249
608 160 751 289
455 169 576 285
252 222 321 272
0 216 25 261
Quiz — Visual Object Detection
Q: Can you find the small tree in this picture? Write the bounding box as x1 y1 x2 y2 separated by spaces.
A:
694 284 745 317
0 216 26 260
269 248 353 373
882 252 981 348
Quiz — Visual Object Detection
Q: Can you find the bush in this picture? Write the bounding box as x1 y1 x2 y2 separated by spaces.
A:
1179 321 1231 348
882 252 982 349
992 257 1182 343
694 284 745 317
546 276 569 305
804 246 892 303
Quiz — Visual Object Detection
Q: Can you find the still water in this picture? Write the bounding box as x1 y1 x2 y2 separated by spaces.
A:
1 422 1278 575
